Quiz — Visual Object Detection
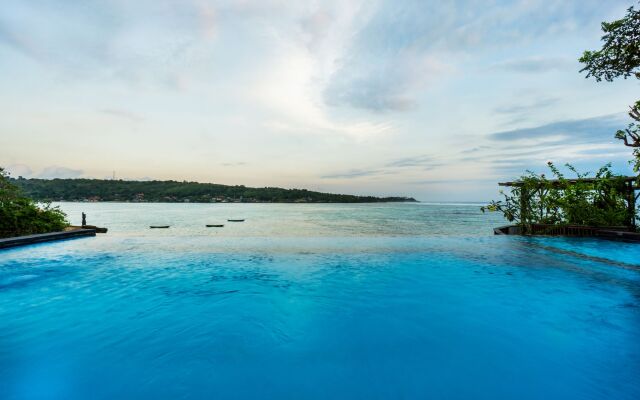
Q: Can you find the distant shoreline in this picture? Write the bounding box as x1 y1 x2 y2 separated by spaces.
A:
49 200 419 204
13 177 417 204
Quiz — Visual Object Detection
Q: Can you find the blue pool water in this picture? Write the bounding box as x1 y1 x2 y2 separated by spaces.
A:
1 203 639 399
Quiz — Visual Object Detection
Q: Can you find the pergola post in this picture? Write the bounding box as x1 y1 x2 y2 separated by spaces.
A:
628 180 637 230
520 186 528 232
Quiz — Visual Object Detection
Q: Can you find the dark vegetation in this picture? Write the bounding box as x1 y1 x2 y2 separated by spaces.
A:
482 163 636 230
484 4 640 231
0 168 68 238
12 177 417 204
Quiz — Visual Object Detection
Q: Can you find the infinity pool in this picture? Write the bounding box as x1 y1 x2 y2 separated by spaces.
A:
0 203 639 399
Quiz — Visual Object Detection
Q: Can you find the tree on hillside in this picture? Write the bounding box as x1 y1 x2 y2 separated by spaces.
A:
580 3 640 171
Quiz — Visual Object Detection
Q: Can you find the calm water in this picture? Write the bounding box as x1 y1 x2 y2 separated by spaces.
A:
1 202 639 399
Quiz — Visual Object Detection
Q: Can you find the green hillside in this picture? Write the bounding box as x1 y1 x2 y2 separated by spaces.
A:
12 178 417 203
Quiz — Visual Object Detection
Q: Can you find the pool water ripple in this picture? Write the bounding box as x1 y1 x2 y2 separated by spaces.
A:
0 203 639 399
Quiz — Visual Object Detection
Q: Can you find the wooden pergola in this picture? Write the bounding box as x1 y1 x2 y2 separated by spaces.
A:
499 176 639 230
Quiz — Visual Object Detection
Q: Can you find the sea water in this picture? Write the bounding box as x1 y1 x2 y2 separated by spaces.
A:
0 202 639 399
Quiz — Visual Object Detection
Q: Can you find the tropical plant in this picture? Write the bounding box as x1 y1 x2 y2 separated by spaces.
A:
0 168 68 238
482 162 635 231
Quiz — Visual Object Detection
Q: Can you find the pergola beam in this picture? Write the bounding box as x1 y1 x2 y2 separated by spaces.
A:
499 176 638 187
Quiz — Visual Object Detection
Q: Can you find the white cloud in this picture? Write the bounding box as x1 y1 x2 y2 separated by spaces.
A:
37 166 84 179
5 164 32 178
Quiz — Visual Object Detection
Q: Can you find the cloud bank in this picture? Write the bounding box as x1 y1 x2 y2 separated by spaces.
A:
0 0 636 201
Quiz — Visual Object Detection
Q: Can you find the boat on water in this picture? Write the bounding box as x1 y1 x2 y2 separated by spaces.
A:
206 224 224 227
227 219 245 222
150 225 170 229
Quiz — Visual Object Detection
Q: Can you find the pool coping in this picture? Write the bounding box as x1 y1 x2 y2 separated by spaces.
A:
494 224 640 243
0 228 97 250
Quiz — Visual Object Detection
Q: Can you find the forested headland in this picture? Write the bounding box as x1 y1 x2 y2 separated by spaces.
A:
12 178 417 204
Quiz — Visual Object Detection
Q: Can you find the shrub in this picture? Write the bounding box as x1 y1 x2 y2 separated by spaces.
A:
482 162 636 231
0 168 68 238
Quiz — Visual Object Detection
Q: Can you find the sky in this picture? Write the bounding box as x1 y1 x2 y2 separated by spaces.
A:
0 0 638 201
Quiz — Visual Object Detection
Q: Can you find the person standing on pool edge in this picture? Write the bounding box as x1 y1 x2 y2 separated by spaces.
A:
82 212 86 227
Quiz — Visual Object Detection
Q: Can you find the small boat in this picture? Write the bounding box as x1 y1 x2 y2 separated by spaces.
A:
227 219 245 222
206 224 224 227
150 225 170 229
